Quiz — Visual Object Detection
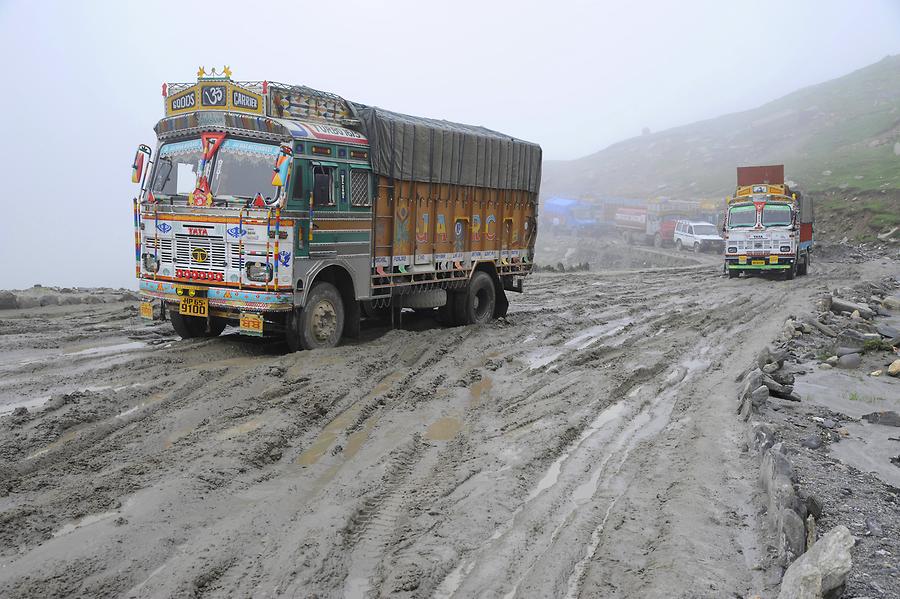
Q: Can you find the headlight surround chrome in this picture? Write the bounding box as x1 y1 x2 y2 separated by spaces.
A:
246 262 273 282
779 245 791 253
142 253 160 273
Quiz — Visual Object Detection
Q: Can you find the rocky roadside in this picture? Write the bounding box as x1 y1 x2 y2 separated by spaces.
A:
737 277 900 599
0 285 140 309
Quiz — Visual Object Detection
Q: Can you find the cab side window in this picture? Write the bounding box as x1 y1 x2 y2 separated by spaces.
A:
312 165 335 207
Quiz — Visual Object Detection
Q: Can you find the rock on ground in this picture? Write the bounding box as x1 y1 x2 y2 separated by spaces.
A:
777 525 854 599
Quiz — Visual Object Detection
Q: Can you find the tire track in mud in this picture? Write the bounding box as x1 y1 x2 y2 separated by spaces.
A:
0 258 875 598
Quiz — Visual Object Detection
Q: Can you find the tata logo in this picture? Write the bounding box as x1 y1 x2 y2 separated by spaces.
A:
192 248 208 263
187 227 209 236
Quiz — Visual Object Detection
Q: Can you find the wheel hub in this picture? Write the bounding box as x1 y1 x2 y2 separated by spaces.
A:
311 300 337 341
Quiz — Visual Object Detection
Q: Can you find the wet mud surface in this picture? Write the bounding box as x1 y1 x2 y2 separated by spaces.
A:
0 247 896 598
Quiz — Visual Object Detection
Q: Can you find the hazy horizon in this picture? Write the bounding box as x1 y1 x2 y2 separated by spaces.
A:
1 0 899 289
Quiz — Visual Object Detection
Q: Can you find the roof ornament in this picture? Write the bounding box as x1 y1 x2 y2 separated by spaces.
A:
197 66 232 80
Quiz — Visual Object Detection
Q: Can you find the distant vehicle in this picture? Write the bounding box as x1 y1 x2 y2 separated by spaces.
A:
723 165 813 280
673 220 724 253
543 197 599 233
613 203 690 247
131 69 541 350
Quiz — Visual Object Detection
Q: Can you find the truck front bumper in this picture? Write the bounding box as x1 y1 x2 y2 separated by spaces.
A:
139 280 294 312
724 255 794 270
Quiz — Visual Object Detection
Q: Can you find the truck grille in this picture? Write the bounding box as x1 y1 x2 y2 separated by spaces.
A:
175 234 226 271
144 237 173 263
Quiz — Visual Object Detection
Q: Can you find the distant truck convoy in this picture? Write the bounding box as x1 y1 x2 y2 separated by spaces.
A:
131 68 541 350
723 165 813 279
613 201 694 247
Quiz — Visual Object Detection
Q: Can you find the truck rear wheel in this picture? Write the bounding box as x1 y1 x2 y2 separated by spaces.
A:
459 271 496 325
797 250 809 276
292 282 344 350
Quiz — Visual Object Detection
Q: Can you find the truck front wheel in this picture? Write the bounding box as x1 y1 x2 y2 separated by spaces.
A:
290 282 344 350
169 310 226 339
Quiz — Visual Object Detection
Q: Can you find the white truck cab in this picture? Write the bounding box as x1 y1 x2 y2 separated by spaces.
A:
674 220 724 253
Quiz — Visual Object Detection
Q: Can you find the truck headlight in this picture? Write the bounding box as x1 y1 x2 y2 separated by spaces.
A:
727 246 737 253
246 262 273 282
780 245 791 253
142 253 160 273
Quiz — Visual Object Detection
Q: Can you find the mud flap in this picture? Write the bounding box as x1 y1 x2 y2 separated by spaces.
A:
344 299 361 339
494 285 509 318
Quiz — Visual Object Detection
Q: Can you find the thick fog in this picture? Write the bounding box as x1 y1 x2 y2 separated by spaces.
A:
1 0 898 289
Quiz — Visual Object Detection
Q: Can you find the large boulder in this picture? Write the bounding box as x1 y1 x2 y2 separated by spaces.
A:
830 297 874 319
777 525 854 599
0 290 17 310
836 353 861 369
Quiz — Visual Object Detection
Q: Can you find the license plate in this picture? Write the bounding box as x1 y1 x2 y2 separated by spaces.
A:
751 260 765 266
139 302 153 320
179 297 208 317
239 313 264 336
738 256 747 264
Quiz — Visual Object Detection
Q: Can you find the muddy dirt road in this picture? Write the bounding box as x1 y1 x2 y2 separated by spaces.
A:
0 248 895 599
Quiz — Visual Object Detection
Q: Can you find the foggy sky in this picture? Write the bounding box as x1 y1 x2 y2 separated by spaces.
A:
1 0 898 289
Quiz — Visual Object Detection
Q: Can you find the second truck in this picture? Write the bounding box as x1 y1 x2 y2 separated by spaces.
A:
132 69 541 350
723 165 813 279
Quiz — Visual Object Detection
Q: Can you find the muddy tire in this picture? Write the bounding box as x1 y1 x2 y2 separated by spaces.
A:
693 242 701 253
785 258 797 281
797 250 809 276
458 271 496 326
727 269 739 279
170 310 224 339
675 239 683 251
296 282 344 350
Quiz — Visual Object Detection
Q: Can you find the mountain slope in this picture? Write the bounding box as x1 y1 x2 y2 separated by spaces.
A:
543 55 900 201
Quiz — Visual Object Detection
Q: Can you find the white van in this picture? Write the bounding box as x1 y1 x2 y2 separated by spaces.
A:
674 220 724 253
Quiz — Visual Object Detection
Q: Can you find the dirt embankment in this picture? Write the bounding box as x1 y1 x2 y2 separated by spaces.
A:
0 248 896 598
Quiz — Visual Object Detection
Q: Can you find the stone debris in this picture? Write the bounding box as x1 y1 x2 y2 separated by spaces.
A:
777 525 854 599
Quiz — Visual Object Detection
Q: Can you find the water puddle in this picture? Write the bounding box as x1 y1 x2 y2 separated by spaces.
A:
216 418 263 440
296 401 367 466
425 416 462 441
27 428 81 460
52 509 119 537
65 341 147 358
526 402 629 502
468 377 493 408
0 395 49 416
525 348 564 370
564 317 632 350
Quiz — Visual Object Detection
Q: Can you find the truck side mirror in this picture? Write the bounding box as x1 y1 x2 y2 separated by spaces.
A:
132 144 151 184
313 171 331 206
271 145 292 187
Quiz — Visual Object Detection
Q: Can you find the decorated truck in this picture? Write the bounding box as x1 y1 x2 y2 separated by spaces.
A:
132 68 541 350
723 165 813 279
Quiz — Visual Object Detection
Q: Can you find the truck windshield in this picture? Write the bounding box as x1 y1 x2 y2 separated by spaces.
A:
728 205 756 228
693 224 718 235
210 140 280 199
151 140 203 195
762 204 792 227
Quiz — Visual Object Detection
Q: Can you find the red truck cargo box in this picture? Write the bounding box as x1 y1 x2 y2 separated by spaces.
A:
737 165 784 186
